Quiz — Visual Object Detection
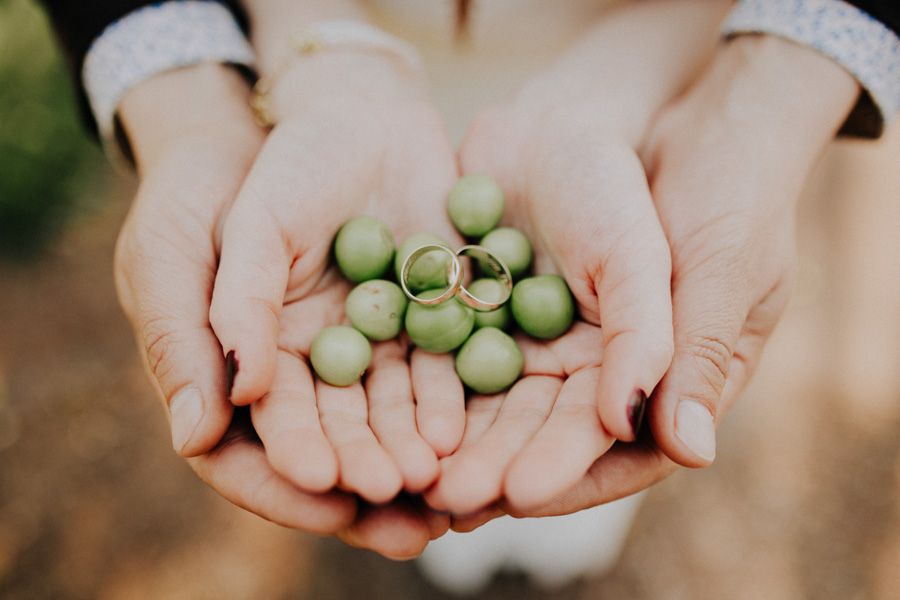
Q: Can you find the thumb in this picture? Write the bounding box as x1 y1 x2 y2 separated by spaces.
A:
648 246 748 467
586 150 674 442
116 216 233 458
209 198 292 406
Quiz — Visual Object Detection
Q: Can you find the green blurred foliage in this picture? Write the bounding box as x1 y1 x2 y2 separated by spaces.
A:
0 0 109 260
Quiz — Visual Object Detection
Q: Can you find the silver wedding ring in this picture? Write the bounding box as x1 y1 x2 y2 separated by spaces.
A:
400 243 513 312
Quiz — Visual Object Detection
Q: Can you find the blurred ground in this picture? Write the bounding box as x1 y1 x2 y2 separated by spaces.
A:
2 2 900 599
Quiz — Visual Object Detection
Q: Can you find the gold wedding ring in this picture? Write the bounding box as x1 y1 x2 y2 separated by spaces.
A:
400 243 513 312
399 244 463 306
455 245 513 311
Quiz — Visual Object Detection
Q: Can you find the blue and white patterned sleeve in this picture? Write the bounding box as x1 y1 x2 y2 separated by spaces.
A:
723 0 900 137
82 0 255 156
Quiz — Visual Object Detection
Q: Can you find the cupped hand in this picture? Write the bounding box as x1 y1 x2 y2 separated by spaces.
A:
421 77 679 518
115 61 453 559
447 34 862 525
207 52 466 510
425 323 614 517
115 63 357 535
572 35 862 497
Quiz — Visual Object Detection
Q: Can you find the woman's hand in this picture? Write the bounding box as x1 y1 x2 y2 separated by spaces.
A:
206 48 466 508
115 63 357 534
442 34 862 527
557 34 862 504
424 0 729 517
115 60 453 559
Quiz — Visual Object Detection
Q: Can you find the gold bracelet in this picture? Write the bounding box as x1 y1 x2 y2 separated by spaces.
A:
250 20 426 128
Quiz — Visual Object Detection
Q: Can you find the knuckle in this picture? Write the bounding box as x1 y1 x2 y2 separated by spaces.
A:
140 314 183 384
683 331 734 399
673 222 752 279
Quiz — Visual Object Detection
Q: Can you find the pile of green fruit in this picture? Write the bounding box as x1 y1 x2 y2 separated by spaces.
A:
310 174 575 394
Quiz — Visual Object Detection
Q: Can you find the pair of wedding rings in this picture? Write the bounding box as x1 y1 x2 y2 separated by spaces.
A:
399 244 512 312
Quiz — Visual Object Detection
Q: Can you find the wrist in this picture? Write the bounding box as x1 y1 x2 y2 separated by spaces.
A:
268 51 427 123
703 35 860 145
119 62 259 170
252 20 428 125
500 0 731 146
248 1 373 75
82 0 255 158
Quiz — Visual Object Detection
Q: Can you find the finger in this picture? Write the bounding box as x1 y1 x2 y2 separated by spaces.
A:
117 205 233 459
134 302 233 458
316 379 404 504
649 287 784 460
507 440 677 518
424 508 452 540
431 376 560 516
337 500 433 561
646 246 750 467
503 280 785 518
422 392 504 513
250 350 339 493
209 200 290 406
367 341 440 493
503 367 616 512
410 348 466 457
188 409 356 534
584 152 674 442
450 504 507 533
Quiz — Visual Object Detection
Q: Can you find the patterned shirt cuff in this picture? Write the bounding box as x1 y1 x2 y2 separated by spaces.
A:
723 0 900 137
83 1 255 151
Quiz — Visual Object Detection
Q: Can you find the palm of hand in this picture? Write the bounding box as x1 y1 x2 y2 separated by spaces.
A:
424 107 676 519
208 92 468 515
116 128 360 538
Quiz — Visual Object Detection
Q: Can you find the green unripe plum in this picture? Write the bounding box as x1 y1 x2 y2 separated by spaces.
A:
455 327 523 394
345 279 408 341
511 274 575 340
478 227 532 279
334 216 394 283
310 325 372 386
394 232 453 293
467 278 512 330
405 289 475 354
447 174 505 237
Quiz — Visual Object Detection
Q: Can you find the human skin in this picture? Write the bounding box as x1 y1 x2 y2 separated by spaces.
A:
114 7 462 556
112 0 861 558
427 0 732 516
115 63 358 536
436 31 860 526
206 0 471 557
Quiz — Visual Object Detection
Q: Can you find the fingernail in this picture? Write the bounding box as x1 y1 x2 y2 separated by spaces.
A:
170 386 204 453
675 400 716 462
225 350 238 398
627 389 647 436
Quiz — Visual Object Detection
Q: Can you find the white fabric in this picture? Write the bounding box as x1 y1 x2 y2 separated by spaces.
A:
82 1 254 149
723 0 900 136
417 493 647 594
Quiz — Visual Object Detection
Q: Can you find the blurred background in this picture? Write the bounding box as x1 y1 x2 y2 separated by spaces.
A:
1 0 899 598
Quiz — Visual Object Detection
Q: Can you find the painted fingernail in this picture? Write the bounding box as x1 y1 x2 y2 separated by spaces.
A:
675 400 716 462
627 389 647 436
225 350 238 398
170 386 204 453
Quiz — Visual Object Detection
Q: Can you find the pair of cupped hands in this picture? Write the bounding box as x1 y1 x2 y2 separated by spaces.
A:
113 2 857 560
